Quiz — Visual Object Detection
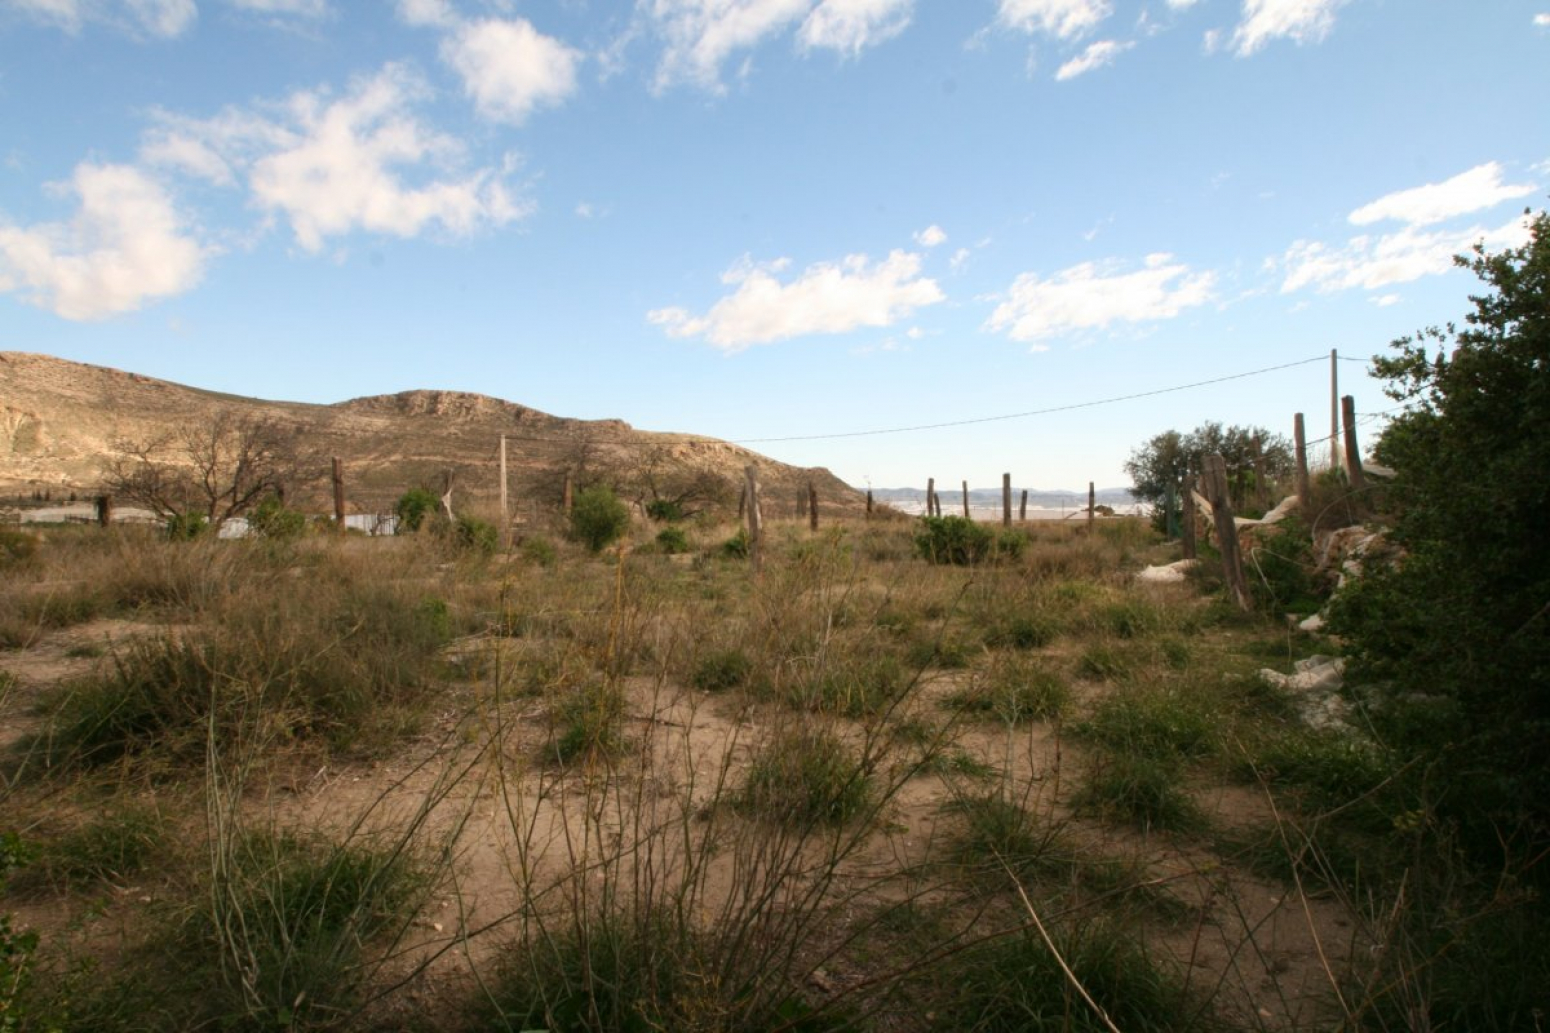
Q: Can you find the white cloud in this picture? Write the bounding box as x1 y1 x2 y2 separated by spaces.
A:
1231 0 1348 56
997 0 1111 40
799 0 912 55
224 0 328 17
648 248 944 351
1278 214 1533 294
1348 162 1537 227
1055 38 1132 79
396 0 454 28
10 0 197 36
1371 294 1400 307
145 64 528 252
913 224 947 248
1166 0 1200 8
441 17 581 124
984 252 1215 341
646 0 813 90
949 246 971 272
0 162 207 320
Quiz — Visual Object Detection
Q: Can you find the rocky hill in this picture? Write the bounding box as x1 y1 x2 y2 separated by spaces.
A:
0 352 863 518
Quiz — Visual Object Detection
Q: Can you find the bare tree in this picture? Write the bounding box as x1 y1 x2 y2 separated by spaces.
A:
630 445 736 521
102 414 306 526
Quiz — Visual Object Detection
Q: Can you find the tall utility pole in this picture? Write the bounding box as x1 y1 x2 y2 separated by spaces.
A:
1330 348 1341 471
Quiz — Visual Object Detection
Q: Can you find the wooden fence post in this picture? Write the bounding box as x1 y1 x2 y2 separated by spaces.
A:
1181 473 1197 560
866 489 873 520
1087 482 1095 534
744 465 763 573
926 478 935 518
1019 489 1028 522
499 435 508 533
808 481 818 532
1204 455 1251 611
1293 413 1311 508
1342 395 1366 492
1002 473 1012 528
332 457 346 530
95 494 113 528
962 480 970 519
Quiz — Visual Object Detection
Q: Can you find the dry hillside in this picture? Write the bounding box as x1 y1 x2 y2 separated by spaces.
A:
0 351 862 517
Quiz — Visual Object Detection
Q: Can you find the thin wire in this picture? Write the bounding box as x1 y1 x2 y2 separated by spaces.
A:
731 354 1330 444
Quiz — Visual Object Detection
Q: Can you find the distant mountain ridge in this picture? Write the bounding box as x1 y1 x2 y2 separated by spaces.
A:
0 352 863 515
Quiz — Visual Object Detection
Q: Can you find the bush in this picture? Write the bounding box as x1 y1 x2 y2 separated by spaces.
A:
721 527 751 558
644 498 684 522
915 516 994 565
394 487 440 534
247 495 307 540
0 528 39 569
690 648 751 691
455 513 499 554
569 486 630 553
654 526 690 554
740 728 873 826
520 535 557 566
165 511 207 540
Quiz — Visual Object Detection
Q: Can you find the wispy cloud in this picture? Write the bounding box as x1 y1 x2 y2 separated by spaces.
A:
799 0 913 56
1055 38 1133 79
8 0 197 37
649 249 944 351
985 252 1215 341
913 224 947 248
997 0 1112 40
1277 215 1532 294
1348 162 1537 227
1230 0 1349 56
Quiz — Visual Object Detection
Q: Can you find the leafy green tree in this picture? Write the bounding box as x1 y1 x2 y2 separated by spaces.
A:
394 487 440 534
1330 210 1550 858
569 486 630 553
1125 421 1291 515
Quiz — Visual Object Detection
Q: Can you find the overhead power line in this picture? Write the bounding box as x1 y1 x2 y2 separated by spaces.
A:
731 355 1331 445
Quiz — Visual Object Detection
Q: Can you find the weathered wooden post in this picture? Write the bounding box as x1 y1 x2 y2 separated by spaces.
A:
499 435 508 533
932 490 941 517
1181 473 1197 560
1087 482 1096 535
1342 395 1366 492
1019 489 1028 522
332 457 346 530
1002 473 1012 528
1251 434 1268 510
961 480 970 519
926 478 935 518
866 489 873 520
808 481 818 532
1204 454 1251 611
95 494 113 528
744 465 763 573
1293 413 1311 510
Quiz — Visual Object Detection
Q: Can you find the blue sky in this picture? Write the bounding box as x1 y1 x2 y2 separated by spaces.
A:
1 0 1546 492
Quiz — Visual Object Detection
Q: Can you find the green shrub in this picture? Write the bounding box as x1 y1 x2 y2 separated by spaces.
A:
644 498 684 522
1077 684 1218 760
21 802 170 892
984 612 1059 650
654 526 690 554
0 528 39 569
247 495 307 540
915 516 994 565
165 511 207 540
939 919 1218 1032
394 487 440 533
455 513 499 554
946 660 1070 724
569 486 630 553
740 728 873 826
520 535 557 566
551 681 627 763
690 648 751 691
721 527 751 558
1075 752 1200 832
